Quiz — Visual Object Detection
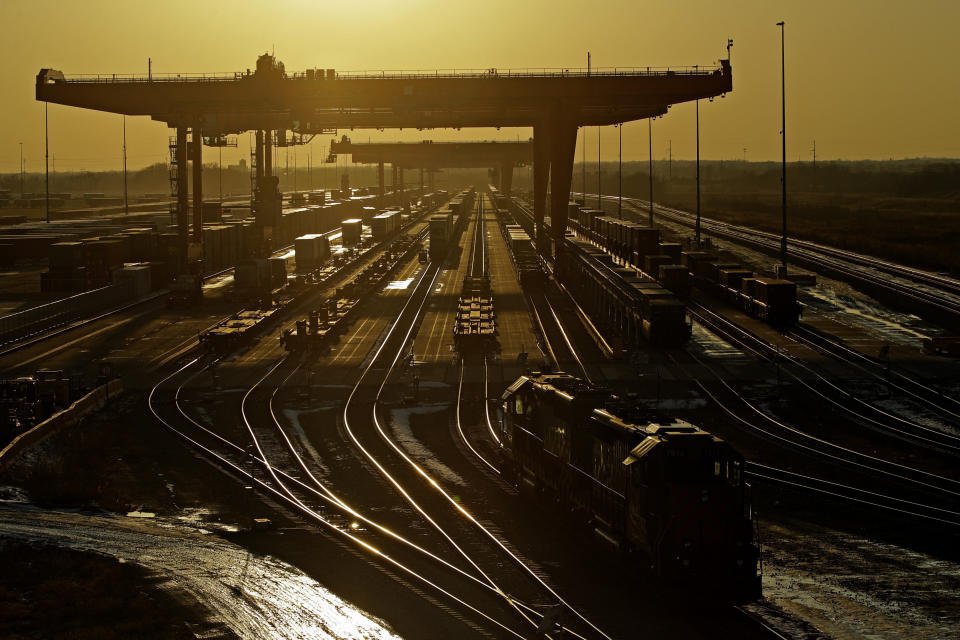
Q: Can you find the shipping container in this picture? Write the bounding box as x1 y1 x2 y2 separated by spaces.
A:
294 233 331 272
49 242 85 270
341 218 362 245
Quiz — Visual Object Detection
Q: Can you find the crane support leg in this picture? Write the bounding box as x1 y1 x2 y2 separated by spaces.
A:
549 122 578 274
533 123 551 254
264 130 273 177
255 130 264 182
191 124 203 244
500 161 514 195
378 160 385 200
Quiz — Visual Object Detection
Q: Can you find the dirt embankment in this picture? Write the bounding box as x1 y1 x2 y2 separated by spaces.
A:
0 540 216 640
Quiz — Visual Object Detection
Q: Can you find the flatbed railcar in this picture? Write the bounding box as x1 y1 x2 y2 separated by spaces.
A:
499 372 761 602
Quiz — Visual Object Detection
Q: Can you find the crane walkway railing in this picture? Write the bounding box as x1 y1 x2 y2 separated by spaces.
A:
55 64 723 84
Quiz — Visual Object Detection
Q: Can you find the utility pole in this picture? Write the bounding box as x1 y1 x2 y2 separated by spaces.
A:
743 147 747 163
19 142 24 199
777 20 788 270
218 145 222 207
122 115 128 216
695 99 701 246
668 140 672 178
45 103 49 223
812 140 816 168
648 118 654 226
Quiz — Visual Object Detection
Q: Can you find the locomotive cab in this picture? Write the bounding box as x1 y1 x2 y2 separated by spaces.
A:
623 422 761 602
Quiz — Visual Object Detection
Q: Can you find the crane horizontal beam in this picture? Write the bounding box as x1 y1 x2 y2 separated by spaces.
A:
36 57 731 133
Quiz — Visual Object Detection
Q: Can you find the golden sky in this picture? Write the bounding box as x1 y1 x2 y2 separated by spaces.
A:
2 0 958 172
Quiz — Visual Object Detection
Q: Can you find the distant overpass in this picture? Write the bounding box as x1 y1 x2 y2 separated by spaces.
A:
328 137 533 195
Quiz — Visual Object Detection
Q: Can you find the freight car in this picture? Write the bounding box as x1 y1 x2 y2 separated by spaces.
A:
567 205 801 326
453 275 496 349
371 210 401 242
200 308 280 353
428 213 454 261
564 237 690 347
500 372 761 602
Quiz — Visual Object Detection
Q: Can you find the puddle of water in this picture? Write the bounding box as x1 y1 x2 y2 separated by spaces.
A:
385 278 414 290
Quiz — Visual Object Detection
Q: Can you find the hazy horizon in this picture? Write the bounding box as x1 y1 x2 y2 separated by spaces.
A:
3 1 959 173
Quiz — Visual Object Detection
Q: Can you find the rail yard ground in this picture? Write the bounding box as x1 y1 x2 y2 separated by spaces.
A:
1 182 959 639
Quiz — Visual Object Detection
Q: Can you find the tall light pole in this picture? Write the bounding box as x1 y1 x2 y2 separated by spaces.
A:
44 103 50 223
617 124 622 219
597 126 601 209
122 115 128 216
778 20 787 270
695 99 701 246
581 127 586 201
648 117 654 226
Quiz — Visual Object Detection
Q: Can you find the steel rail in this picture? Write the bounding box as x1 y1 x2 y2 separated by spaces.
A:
689 302 960 455
341 214 612 638
170 339 583 637
669 352 960 524
341 258 544 633
789 324 960 418
746 462 960 526
616 195 960 317
149 358 530 639
455 195 502 474
606 193 960 302
455 358 501 475
678 346 960 502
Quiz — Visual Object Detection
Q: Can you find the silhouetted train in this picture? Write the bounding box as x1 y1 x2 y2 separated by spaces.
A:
569 206 801 326
499 372 761 602
491 190 689 348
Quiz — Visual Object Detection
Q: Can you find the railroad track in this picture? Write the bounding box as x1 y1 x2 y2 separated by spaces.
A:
151 189 802 639
336 194 610 639
514 192 960 525
0 202 443 364
150 251 599 638
788 323 960 419
678 310 960 517
455 194 504 475
150 357 543 639
688 302 960 455
495 232 799 639
745 461 960 526
588 193 960 329
0 246 292 360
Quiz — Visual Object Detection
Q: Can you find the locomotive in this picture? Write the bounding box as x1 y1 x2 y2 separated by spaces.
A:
499 372 761 602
